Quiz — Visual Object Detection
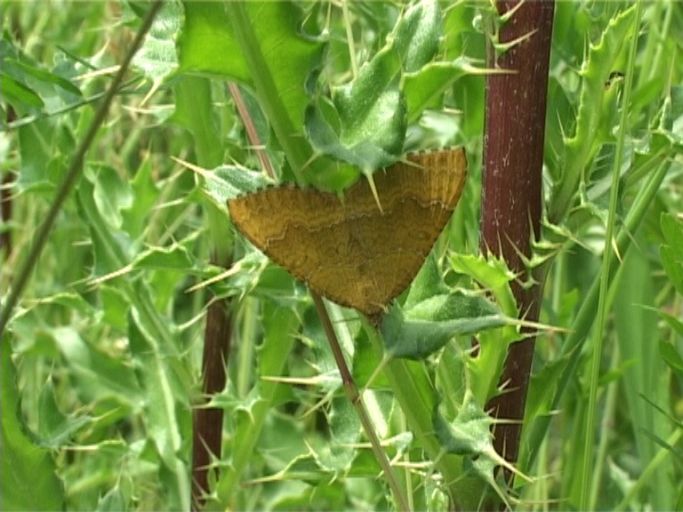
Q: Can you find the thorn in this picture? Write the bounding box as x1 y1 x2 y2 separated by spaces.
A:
499 0 527 24
185 261 243 293
86 263 134 288
301 151 320 173
366 173 384 214
494 28 538 54
172 156 213 180
611 235 623 263
140 78 161 107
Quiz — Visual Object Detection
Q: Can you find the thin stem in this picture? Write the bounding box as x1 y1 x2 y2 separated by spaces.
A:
589 342 619 509
312 292 410 512
228 83 276 180
578 3 641 508
226 2 308 184
364 320 463 501
0 0 163 338
1 77 143 132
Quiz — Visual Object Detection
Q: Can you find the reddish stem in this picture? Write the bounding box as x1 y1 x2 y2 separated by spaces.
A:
480 0 554 469
192 300 232 510
190 82 277 510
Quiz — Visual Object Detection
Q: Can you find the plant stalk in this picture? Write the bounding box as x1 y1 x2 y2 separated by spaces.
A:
175 74 233 511
225 2 308 184
579 4 641 507
480 0 555 473
312 292 410 512
191 300 232 511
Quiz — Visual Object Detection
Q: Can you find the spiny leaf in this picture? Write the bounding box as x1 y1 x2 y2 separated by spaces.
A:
550 5 637 222
381 291 506 360
306 0 442 173
433 391 516 508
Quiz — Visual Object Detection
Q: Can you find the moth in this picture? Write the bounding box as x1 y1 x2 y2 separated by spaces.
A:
228 148 467 317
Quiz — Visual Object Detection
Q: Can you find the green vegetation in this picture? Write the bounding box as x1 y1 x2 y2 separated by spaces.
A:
1 1 681 510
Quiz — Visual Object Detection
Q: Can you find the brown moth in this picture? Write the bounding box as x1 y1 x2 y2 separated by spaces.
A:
228 148 467 317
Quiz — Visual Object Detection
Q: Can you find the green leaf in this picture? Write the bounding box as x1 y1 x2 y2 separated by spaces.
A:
522 356 566 430
132 0 181 85
50 326 140 404
390 0 441 72
77 178 133 277
203 164 271 207
335 51 404 144
403 252 449 310
665 85 683 141
127 311 182 466
0 73 44 109
132 241 196 272
121 158 159 240
0 36 81 114
177 2 248 82
92 165 133 229
1 343 65 511
447 253 519 402
178 1 324 178
660 213 683 295
126 310 189 510
381 292 506 359
403 58 481 122
434 391 512 508
352 330 390 389
28 291 98 318
659 340 683 375
5 57 81 98
96 485 129 512
661 246 683 296
434 393 493 456
614 240 675 510
215 304 300 504
171 75 224 168
16 119 59 192
661 213 683 252
100 285 130 332
450 253 516 292
305 91 405 173
660 310 683 338
314 396 359 472
550 5 638 222
306 0 442 173
37 376 92 449
434 344 467 418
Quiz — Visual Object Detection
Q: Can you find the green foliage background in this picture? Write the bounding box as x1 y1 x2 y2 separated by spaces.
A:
1 1 682 510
